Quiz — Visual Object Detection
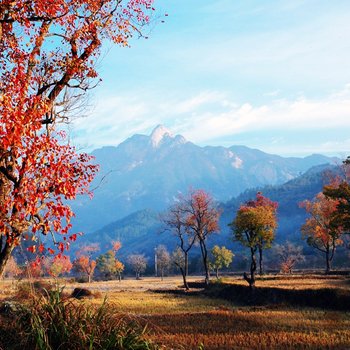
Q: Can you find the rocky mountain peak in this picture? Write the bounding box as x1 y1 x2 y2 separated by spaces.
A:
150 124 173 147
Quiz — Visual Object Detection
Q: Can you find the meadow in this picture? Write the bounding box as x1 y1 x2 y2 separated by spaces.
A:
1 275 350 349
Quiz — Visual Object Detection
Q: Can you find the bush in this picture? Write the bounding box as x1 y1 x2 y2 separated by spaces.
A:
13 285 156 350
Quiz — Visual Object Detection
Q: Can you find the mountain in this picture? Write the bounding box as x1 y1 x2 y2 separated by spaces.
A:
71 125 338 232
81 164 335 257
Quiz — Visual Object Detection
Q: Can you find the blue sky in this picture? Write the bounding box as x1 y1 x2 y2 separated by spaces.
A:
72 0 350 157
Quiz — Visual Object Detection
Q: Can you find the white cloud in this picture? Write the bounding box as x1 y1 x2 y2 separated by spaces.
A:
71 85 350 156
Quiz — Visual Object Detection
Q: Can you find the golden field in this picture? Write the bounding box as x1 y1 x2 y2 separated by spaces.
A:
1 275 350 349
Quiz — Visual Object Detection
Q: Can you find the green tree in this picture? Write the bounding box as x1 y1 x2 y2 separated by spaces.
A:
96 250 117 279
209 245 234 279
230 192 278 289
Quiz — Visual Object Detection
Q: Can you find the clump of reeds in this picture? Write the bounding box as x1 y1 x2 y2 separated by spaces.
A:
13 284 156 350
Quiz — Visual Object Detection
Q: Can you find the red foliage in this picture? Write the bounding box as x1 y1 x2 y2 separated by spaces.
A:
0 1 156 271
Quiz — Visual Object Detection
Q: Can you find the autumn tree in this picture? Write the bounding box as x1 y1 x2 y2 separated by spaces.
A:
323 157 350 234
230 192 278 289
162 203 196 290
209 245 234 279
127 254 147 280
155 244 170 281
301 192 343 273
183 189 220 286
47 255 73 277
0 0 156 277
273 241 305 274
115 260 124 282
73 243 99 283
2 256 21 279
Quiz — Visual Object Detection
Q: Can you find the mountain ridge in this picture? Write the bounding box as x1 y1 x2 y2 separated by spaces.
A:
71 125 338 233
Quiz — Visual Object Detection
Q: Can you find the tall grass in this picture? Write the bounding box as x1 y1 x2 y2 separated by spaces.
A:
14 284 156 350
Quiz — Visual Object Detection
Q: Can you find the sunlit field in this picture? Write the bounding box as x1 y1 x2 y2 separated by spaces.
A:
1 274 349 349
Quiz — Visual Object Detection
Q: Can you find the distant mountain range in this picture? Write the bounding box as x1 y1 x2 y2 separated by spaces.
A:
72 125 338 233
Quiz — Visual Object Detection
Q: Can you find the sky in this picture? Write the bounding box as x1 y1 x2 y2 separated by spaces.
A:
71 0 350 157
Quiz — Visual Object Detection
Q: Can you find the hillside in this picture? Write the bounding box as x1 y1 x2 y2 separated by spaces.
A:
80 164 335 257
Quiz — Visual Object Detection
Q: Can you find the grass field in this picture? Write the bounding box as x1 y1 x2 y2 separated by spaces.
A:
1 275 350 349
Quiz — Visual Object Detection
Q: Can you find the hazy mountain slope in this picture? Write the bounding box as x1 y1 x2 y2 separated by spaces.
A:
81 164 335 257
71 125 337 232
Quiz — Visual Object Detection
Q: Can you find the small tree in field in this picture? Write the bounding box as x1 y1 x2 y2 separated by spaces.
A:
96 241 123 280
73 243 99 282
301 192 343 273
115 260 125 282
230 192 278 289
155 245 171 281
0 0 157 277
183 189 220 286
171 247 187 286
209 245 234 279
127 254 147 280
323 157 350 234
162 203 196 290
47 255 73 278
274 241 305 274
3 256 21 279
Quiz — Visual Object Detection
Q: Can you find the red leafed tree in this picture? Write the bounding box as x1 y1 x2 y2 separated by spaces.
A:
73 243 99 282
47 254 73 277
0 0 155 276
183 189 220 286
301 192 343 273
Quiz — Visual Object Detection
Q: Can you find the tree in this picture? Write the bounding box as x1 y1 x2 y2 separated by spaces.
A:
2 256 21 279
47 255 73 277
230 192 278 289
155 245 170 281
96 241 123 280
162 203 197 290
183 189 220 286
127 254 147 280
96 250 116 279
171 247 187 286
115 260 124 282
301 192 343 273
209 245 234 279
0 0 156 277
273 241 305 274
73 243 99 282
323 157 350 234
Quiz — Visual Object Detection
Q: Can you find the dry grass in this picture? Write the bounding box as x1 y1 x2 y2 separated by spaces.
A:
1 275 350 349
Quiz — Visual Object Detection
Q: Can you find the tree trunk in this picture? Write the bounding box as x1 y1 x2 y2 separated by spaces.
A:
161 268 164 281
216 268 219 279
88 274 91 283
0 241 15 279
244 247 257 289
258 246 263 275
199 240 210 285
179 266 189 290
325 248 331 274
185 251 188 277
